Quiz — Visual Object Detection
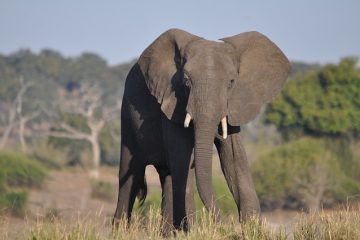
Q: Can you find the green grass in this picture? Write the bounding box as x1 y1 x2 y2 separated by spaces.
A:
132 175 237 217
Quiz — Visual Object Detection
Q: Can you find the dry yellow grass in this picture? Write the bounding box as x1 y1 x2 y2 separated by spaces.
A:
1 207 360 240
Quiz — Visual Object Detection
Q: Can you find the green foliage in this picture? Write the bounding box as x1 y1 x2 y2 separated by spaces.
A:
265 58 360 138
0 152 47 188
0 49 131 103
252 137 360 211
0 158 29 216
0 152 48 216
0 191 28 216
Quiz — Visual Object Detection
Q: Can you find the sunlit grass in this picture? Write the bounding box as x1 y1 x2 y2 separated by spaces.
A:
1 207 360 239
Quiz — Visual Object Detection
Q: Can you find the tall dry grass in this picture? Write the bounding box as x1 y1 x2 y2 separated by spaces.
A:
1 207 360 239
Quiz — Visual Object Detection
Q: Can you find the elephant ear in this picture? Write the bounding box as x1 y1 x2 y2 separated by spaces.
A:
138 29 201 123
221 31 291 125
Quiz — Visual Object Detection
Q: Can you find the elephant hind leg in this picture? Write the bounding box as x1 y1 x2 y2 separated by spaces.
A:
113 152 145 226
113 139 146 227
136 176 147 206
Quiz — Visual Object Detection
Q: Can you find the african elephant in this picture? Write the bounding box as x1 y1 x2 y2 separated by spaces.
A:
113 28 290 232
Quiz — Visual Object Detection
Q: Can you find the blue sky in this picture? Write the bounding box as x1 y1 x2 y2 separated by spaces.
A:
1 0 359 65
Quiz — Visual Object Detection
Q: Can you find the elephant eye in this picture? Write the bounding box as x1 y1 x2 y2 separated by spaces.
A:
184 73 191 87
228 79 235 89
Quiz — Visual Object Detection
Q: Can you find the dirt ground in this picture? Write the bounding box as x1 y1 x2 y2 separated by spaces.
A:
1 166 163 238
26 166 161 220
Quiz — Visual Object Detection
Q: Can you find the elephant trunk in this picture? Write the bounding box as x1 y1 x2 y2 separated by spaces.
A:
193 121 220 217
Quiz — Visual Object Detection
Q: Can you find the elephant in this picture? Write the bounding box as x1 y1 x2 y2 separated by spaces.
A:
113 28 290 233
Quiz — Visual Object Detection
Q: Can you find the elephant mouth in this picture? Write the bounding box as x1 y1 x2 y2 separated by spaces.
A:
183 113 228 139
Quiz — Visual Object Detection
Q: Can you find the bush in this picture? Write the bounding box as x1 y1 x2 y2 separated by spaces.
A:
252 137 360 211
0 191 28 216
0 152 47 188
0 170 28 216
0 152 47 216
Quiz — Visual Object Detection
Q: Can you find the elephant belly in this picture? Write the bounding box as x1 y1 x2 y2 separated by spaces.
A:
134 116 164 166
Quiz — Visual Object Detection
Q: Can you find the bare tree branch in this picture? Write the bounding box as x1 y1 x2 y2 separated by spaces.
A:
48 83 121 179
18 110 42 152
59 123 90 140
0 76 34 150
47 131 88 140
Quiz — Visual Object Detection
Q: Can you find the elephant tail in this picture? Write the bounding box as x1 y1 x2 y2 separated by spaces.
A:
137 175 147 206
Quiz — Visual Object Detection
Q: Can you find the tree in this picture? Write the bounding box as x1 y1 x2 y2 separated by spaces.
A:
265 58 360 139
0 76 40 151
48 83 121 178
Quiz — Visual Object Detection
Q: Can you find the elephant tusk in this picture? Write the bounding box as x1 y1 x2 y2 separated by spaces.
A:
221 116 227 139
184 113 192 128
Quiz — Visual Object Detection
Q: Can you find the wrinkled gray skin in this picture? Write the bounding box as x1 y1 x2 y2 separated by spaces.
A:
113 29 290 233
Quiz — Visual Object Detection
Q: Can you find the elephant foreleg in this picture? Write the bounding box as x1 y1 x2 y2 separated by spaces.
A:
214 132 260 220
162 116 195 231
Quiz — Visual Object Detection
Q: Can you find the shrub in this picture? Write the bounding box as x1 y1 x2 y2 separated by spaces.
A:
0 191 28 216
0 171 28 216
0 151 47 216
0 152 47 188
252 137 360 211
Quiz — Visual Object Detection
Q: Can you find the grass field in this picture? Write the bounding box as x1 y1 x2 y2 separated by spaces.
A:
1 207 360 239
1 165 359 240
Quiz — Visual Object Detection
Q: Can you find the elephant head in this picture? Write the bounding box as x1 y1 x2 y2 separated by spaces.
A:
138 29 290 213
